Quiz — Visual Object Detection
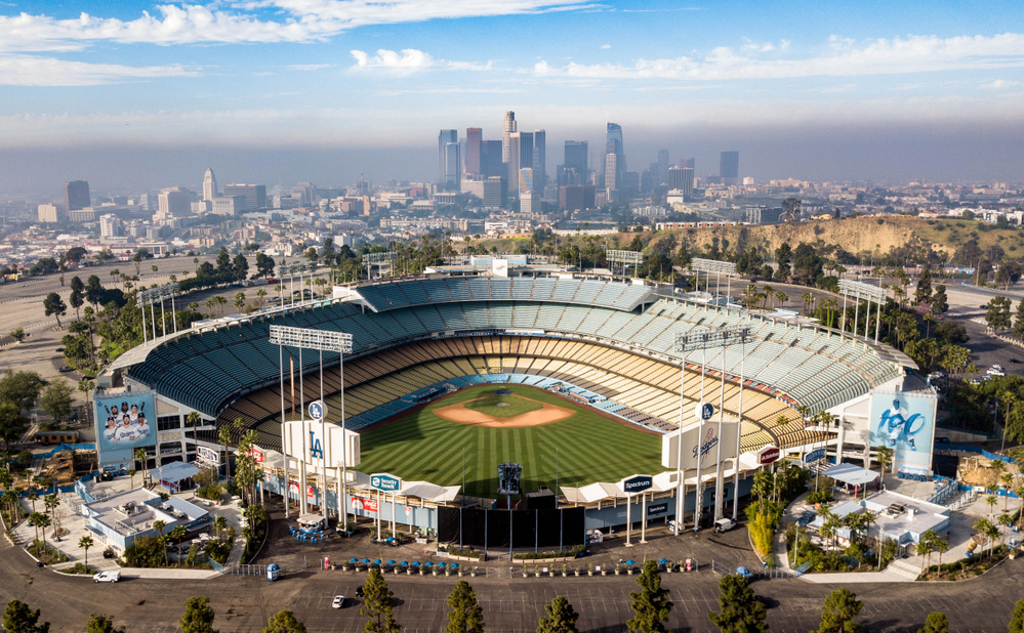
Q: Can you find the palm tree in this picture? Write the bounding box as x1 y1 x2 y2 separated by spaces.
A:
79 534 94 568
186 411 202 428
27 490 38 513
801 292 814 315
135 447 149 488
875 445 893 482
234 292 246 311
169 525 188 556
31 512 51 560
152 519 168 566
205 298 217 316
985 494 998 517
212 515 229 540
127 468 136 490
1002 474 1015 512
255 288 267 308
43 494 59 537
219 425 232 479
998 513 1013 547
28 511 44 545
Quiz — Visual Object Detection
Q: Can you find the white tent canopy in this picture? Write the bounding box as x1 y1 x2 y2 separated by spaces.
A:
824 462 880 487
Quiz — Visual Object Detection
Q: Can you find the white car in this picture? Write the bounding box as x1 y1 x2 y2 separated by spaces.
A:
93 571 121 583
332 595 345 609
988 367 1005 377
714 518 736 533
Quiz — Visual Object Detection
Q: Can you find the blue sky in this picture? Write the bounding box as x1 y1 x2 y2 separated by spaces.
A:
1 0 1023 188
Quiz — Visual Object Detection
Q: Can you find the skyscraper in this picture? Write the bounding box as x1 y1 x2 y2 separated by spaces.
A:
465 128 482 176
720 151 739 184
657 149 670 185
533 129 546 191
679 157 695 169
604 153 618 192
508 132 521 197
605 123 625 191
438 129 458 185
668 167 695 200
63 180 90 211
519 168 539 214
222 184 266 210
519 132 534 190
502 112 516 164
202 167 218 202
482 140 504 178
561 141 588 186
443 142 461 191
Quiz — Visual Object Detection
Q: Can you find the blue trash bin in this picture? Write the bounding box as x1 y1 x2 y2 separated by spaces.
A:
267 563 280 581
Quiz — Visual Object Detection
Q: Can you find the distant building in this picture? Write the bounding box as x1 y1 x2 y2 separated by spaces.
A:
668 167 695 200
559 141 588 186
202 168 218 201
443 141 461 191
63 180 91 211
604 152 618 192
222 184 266 210
533 129 546 191
99 214 122 238
438 129 458 188
157 187 193 218
68 208 98 223
519 168 540 214
465 127 482 176
746 206 783 224
502 111 516 165
481 140 504 178
37 204 65 223
212 195 246 216
606 123 625 190
720 151 739 184
559 184 595 212
679 157 695 169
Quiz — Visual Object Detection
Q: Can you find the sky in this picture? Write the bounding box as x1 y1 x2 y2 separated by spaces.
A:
1 0 1023 196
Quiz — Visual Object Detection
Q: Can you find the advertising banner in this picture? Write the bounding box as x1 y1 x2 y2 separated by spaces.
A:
351 497 378 514
869 390 938 474
95 391 156 464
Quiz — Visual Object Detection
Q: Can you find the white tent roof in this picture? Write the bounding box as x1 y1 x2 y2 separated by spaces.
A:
824 462 880 487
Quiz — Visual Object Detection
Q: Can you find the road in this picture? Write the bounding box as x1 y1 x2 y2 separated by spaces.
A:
2 525 1022 633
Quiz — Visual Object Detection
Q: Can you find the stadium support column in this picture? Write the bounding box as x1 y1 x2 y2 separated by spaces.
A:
713 353 727 522
840 293 848 336
319 348 328 528
732 336 746 520
874 297 881 343
341 354 348 531
853 291 861 339
279 342 290 519
694 341 707 532
299 347 307 516
674 359 686 536
141 300 148 345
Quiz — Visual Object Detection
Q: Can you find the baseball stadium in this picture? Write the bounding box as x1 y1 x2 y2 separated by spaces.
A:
99 272 914 540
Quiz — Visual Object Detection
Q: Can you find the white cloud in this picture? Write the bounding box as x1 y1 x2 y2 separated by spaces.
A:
533 33 1024 81
600 44 610 49
0 53 197 86
0 1 593 51
981 79 1021 89
350 48 491 72
287 63 331 71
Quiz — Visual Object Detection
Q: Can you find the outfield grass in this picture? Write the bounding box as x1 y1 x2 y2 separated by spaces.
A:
355 384 664 499
461 393 543 418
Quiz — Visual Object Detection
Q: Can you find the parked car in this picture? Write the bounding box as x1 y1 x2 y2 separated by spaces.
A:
355 586 365 598
714 518 736 533
93 571 120 583
102 548 115 559
331 595 345 609
736 566 753 579
58 365 73 373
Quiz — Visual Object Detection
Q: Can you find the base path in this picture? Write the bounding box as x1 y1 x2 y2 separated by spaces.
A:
433 395 574 428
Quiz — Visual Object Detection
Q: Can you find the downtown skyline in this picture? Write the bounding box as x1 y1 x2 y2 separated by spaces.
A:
1 0 1023 193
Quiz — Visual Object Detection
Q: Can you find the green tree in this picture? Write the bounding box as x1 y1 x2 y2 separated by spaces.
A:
38 379 74 425
914 269 933 305
707 575 767 633
0 369 44 410
233 254 249 282
813 588 862 633
8 327 25 343
1014 298 1024 340
79 534 95 568
1010 599 1024 633
85 613 125 633
29 512 51 560
262 610 306 633
360 568 400 633
179 596 218 633
917 612 948 633
215 248 231 274
874 445 893 482
445 580 484 633
627 560 674 633
42 292 66 328
537 596 580 633
3 599 50 633
0 401 29 450
219 424 233 478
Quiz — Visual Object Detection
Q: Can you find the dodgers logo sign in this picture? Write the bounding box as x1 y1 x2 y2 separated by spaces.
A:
309 431 324 460
692 426 719 462
308 400 326 421
695 401 714 421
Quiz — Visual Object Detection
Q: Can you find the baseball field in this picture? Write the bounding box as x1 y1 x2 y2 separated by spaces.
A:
355 384 664 499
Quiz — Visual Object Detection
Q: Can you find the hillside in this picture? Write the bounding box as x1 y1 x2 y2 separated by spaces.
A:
645 215 1024 262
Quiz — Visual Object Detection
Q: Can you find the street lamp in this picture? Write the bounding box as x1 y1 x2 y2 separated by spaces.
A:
269 325 353 526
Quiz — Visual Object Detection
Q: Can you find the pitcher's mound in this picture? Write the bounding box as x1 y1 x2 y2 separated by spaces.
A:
434 395 575 428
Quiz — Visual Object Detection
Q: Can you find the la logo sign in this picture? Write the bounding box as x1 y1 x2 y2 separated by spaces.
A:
309 431 324 460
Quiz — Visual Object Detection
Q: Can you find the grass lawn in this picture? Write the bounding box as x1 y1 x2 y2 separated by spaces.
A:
461 393 544 418
356 384 664 499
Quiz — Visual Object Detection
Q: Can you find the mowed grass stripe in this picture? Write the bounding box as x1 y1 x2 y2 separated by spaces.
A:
356 384 663 499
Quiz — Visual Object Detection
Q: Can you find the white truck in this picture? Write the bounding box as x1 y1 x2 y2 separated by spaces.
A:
93 571 121 583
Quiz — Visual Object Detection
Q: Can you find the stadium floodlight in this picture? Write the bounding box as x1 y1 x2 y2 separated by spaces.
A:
362 251 395 281
137 282 180 344
605 249 643 277
690 258 737 304
837 279 887 343
277 262 312 307
671 324 751 535
270 325 353 527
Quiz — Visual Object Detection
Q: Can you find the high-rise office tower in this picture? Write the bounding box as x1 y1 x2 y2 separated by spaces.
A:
438 129 458 185
519 168 539 214
668 167 695 200
604 153 618 192
202 168 218 202
482 140 504 178
519 132 534 189
720 151 739 184
222 184 266 210
443 142 461 191
679 157 695 169
533 129 546 191
657 149 670 184
561 141 588 186
605 123 625 190
63 180 91 211
465 128 482 175
502 111 516 164
508 132 521 197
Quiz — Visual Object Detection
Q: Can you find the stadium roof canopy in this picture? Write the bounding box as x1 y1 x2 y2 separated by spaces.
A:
824 462 880 487
148 460 201 484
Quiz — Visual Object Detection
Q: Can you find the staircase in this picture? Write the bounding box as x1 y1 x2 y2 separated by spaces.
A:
886 558 922 580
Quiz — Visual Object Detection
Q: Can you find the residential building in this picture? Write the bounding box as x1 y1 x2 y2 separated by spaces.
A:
37 204 65 223
99 214 122 238
746 206 784 224
68 208 98 223
63 180 91 211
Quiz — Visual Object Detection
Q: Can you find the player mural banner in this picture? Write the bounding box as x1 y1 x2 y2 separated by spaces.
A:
869 389 938 474
95 391 156 464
